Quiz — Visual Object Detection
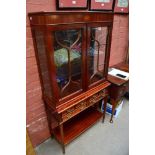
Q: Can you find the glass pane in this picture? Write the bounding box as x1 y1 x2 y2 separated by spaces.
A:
88 27 108 86
53 29 82 98
35 30 52 98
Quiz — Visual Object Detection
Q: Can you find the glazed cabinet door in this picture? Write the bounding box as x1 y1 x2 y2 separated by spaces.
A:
46 24 87 103
87 22 112 89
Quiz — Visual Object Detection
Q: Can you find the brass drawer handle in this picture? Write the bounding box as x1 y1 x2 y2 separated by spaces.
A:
81 102 86 106
80 106 85 110
89 98 96 104
67 108 74 113
81 102 85 105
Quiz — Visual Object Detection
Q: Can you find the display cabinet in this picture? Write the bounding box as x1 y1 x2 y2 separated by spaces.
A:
28 12 113 153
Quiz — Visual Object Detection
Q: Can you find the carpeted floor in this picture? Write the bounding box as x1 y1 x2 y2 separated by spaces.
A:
35 98 129 155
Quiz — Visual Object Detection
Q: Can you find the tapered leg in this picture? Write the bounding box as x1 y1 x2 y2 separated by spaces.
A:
110 99 117 123
59 124 65 154
102 96 108 123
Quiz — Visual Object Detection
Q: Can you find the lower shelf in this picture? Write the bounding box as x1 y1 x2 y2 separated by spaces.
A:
54 107 102 145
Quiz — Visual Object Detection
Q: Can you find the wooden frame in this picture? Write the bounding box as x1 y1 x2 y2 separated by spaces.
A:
89 0 114 11
114 0 129 13
56 0 88 10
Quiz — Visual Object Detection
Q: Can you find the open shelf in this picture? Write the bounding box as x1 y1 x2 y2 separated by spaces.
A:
54 107 102 145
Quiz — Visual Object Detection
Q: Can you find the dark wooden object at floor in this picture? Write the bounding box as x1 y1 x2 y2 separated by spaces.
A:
108 63 129 123
28 12 114 153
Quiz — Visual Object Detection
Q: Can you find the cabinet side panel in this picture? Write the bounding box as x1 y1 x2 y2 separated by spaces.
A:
34 30 53 98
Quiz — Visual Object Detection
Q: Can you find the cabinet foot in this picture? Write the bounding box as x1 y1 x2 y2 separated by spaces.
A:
110 119 113 123
102 119 104 123
62 145 65 154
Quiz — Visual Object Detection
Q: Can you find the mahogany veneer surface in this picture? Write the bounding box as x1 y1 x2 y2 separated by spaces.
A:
54 107 102 145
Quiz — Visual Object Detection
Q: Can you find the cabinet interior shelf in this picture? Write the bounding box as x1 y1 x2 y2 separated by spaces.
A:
54 107 102 145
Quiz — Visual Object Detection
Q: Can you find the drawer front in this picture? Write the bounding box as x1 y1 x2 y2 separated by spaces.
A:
61 89 108 122
88 89 107 106
61 101 87 121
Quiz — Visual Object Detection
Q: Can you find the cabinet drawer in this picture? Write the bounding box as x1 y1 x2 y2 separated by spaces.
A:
62 107 74 116
75 101 87 111
88 89 107 106
62 101 87 122
61 88 108 122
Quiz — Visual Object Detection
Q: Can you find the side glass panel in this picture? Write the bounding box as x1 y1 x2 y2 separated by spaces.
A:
35 30 52 98
53 29 82 98
88 27 108 86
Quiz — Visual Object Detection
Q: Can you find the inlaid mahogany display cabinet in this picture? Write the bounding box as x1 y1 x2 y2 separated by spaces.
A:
28 12 114 153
